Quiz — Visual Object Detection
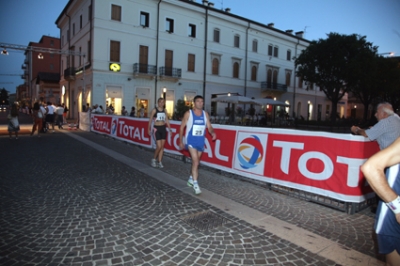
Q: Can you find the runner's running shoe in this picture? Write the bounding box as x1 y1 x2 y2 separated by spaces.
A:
193 183 201 195
151 159 157 167
187 176 194 187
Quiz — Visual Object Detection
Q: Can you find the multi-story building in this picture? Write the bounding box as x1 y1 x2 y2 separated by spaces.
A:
21 36 61 105
56 0 346 120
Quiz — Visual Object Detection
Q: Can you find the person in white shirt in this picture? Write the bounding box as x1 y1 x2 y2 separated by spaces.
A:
55 104 65 129
45 101 56 133
92 104 103 114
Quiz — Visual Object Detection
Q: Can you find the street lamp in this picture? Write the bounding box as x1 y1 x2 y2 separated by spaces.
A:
38 53 44 59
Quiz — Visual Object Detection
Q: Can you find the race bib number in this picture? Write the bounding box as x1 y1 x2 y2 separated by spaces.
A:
192 125 205 136
156 113 166 121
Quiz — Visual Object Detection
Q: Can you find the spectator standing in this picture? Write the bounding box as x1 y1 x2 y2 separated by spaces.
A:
121 106 128 116
130 107 136 117
361 137 400 266
351 102 400 213
62 103 68 124
7 103 20 140
351 102 400 150
139 105 145 118
55 104 65 129
179 95 216 195
30 102 44 137
45 102 56 133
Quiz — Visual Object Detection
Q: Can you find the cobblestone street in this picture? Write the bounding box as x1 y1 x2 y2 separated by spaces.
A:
0 130 383 265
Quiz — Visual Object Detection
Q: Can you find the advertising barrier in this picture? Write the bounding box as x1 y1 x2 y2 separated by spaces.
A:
90 114 379 203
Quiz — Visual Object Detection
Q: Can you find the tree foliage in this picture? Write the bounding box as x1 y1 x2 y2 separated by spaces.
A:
295 33 378 122
173 99 190 120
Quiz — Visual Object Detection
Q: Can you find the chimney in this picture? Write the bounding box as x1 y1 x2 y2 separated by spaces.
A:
267 23 274 27
285 30 293 34
295 31 304 38
202 0 208 5
225 7 231 13
208 2 214 7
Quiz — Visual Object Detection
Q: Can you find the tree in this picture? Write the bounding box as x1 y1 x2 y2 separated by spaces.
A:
295 33 378 122
348 54 383 120
0 88 10 105
173 99 190 120
378 58 400 113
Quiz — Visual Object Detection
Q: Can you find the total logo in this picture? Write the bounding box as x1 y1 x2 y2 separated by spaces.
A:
234 132 268 175
111 118 118 135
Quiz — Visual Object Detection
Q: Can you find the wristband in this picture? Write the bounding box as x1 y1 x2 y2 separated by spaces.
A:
385 196 400 214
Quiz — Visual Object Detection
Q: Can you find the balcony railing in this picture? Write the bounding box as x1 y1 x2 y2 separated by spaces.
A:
64 67 76 81
21 64 26 70
133 63 157 75
261 82 287 92
159 66 181 78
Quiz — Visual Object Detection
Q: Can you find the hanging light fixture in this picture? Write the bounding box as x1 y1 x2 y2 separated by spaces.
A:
1 48 9 55
38 53 44 59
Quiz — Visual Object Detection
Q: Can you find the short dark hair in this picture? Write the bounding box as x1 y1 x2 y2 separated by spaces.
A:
193 95 203 102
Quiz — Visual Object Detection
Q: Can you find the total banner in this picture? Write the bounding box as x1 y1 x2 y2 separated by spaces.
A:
91 114 379 202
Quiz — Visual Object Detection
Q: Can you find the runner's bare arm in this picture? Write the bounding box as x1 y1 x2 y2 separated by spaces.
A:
361 137 400 203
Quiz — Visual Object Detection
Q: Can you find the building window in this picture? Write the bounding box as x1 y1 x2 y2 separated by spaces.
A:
111 4 121 21
212 58 219 75
110 40 120 62
80 15 82 29
166 18 174 33
273 70 278 84
287 50 291 61
213 28 220 43
268 44 273 56
188 54 195 72
252 39 257 52
274 46 278 57
50 64 54 70
233 62 239 78
251 65 257 81
188 24 196 38
267 69 272 84
286 72 291 87
87 40 91 62
234 35 240 48
50 40 54 47
79 47 82 66
72 23 75 36
298 77 303 88
140 12 149 27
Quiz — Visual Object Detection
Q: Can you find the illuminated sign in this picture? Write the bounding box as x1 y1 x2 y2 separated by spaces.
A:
109 63 121 72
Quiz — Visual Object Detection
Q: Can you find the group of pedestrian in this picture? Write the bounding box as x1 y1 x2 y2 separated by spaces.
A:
29 101 67 137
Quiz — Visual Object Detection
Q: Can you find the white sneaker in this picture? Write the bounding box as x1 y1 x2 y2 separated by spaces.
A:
151 159 157 167
193 183 201 195
187 177 194 187
158 162 164 168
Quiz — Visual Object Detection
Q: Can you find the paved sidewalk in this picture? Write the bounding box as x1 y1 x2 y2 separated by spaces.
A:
0 129 384 265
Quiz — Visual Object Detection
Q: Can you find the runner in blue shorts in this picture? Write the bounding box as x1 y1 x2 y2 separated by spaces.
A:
179 95 216 195
362 137 400 266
